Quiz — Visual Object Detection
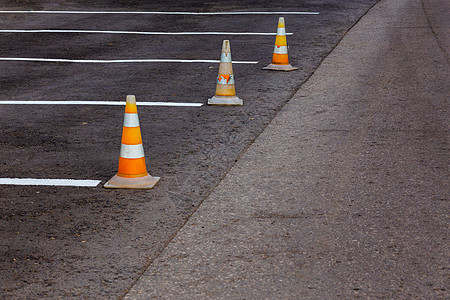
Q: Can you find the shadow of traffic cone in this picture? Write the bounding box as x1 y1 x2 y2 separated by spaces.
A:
104 95 160 189
263 17 298 71
208 40 243 106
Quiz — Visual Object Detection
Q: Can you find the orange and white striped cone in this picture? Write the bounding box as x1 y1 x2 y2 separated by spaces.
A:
208 40 243 106
104 95 160 189
263 17 298 71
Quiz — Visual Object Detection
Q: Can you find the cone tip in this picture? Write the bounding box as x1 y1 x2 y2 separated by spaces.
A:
126 95 136 105
278 17 285 26
222 40 230 52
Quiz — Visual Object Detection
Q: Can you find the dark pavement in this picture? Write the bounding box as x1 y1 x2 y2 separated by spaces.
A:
124 0 449 298
1 0 448 299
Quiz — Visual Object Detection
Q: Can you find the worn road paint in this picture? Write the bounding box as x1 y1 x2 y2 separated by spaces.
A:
0 29 293 36
0 58 258 64
0 10 319 15
0 178 101 187
0 101 203 107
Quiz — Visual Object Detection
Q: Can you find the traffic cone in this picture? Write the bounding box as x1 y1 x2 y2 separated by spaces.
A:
263 17 298 71
104 95 160 189
208 40 243 106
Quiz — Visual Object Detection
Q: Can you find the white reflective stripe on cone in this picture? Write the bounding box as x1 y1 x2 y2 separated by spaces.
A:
273 45 288 54
277 27 286 35
120 144 145 159
220 52 232 62
217 74 235 85
123 113 140 127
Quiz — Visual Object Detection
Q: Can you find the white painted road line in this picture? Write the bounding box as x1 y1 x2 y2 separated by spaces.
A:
0 11 319 15
0 101 204 107
0 178 101 187
0 29 293 36
0 58 258 64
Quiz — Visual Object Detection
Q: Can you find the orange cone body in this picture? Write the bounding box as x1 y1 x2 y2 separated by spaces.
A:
104 95 160 189
208 40 243 106
263 17 298 71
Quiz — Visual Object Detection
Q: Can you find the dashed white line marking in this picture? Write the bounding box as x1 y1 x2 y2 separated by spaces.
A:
0 10 320 15
0 178 101 187
0 29 293 36
0 58 258 64
0 101 204 107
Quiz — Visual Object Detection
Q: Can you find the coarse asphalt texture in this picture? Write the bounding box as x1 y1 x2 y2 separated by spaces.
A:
1 0 448 299
0 0 379 298
124 0 449 298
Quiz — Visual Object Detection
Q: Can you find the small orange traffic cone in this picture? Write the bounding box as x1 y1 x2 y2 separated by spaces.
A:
263 17 298 71
104 95 160 189
208 40 243 106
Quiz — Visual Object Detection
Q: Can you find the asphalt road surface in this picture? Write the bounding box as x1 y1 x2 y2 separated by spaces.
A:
7 0 442 298
122 0 449 298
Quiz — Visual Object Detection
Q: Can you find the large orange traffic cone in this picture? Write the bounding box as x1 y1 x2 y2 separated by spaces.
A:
263 17 298 71
104 95 160 189
208 40 243 106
